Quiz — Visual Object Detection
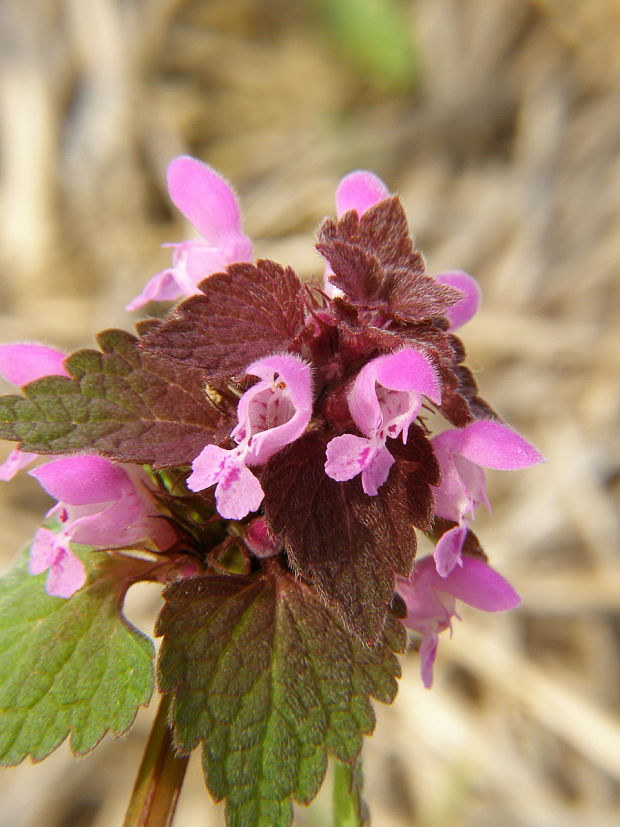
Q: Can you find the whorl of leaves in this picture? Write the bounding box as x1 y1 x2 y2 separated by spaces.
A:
317 197 461 323
316 199 495 426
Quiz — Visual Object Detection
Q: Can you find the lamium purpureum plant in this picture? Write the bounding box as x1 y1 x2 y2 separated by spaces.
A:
0 157 543 827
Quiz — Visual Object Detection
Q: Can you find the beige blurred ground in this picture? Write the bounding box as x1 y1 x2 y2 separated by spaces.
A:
0 1 619 825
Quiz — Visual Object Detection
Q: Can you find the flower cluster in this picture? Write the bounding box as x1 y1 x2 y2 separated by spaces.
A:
0 344 177 597
0 156 542 686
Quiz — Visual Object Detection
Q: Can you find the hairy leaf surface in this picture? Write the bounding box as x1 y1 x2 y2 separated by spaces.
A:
157 568 404 827
318 197 462 322
142 260 306 380
0 547 154 764
0 329 231 467
263 430 437 643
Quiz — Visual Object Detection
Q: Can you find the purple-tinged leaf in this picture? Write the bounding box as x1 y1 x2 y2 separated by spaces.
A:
318 196 463 324
316 240 384 303
385 269 464 324
141 259 306 380
262 430 437 642
157 565 404 827
319 197 423 274
0 329 233 467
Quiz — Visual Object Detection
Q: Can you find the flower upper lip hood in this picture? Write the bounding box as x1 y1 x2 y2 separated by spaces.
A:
324 347 441 496
187 352 314 520
335 170 390 218
126 155 253 311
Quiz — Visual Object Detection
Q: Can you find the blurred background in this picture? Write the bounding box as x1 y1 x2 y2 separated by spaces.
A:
1 0 619 825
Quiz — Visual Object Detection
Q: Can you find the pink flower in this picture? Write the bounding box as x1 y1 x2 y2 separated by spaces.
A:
325 348 441 495
0 343 69 481
398 554 521 688
433 270 481 330
126 156 253 311
188 353 313 520
335 170 390 217
29 455 176 598
323 170 390 298
432 420 544 577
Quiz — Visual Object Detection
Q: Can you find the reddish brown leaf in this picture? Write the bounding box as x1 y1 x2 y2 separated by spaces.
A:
141 259 306 380
262 430 436 643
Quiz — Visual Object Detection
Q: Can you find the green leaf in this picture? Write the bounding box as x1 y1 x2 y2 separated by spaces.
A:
157 565 405 827
0 328 233 467
0 546 155 764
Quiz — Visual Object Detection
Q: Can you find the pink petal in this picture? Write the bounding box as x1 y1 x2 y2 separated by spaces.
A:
214 460 264 520
147 515 177 550
430 441 471 523
125 269 193 312
439 420 544 470
167 156 251 246
184 245 235 283
349 348 441 437
246 352 314 412
361 444 395 496
0 343 68 386
325 434 375 482
434 271 481 329
239 353 313 465
30 456 133 505
69 495 146 547
0 449 39 481
187 444 264 520
399 554 521 689
244 517 279 558
29 527 59 574
44 547 86 599
187 444 231 492
336 171 390 217
438 556 521 612
185 238 252 283
419 633 439 689
397 566 451 629
372 348 441 404
68 491 174 551
434 524 468 577
453 454 490 513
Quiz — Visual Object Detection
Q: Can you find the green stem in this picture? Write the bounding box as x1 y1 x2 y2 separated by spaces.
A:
332 756 369 827
123 693 189 827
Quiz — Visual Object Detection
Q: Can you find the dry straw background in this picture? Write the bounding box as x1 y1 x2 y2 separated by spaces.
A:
1 1 619 825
